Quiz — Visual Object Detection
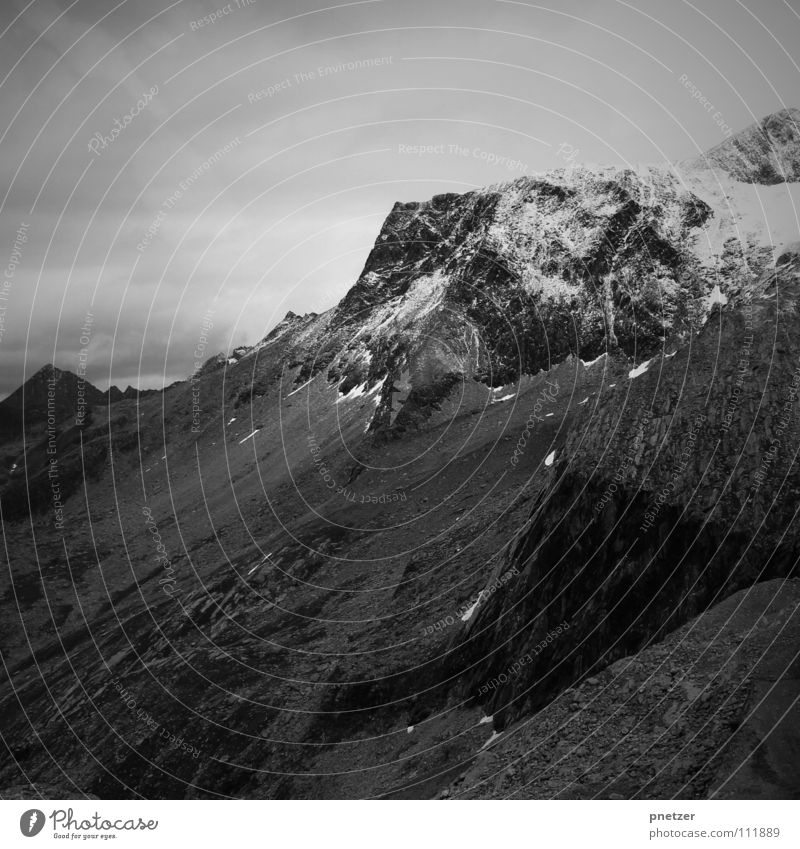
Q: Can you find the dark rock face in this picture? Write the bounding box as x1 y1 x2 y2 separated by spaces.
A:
283 167 718 433
449 578 800 799
447 255 800 729
692 107 800 183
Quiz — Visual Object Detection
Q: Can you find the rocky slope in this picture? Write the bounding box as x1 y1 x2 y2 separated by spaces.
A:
1 109 800 800
448 577 800 799
443 246 800 734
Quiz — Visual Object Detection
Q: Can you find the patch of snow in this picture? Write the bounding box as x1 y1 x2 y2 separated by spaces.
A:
608 383 616 388
227 357 237 365
545 412 554 417
628 359 652 379
460 594 485 623
406 725 414 734
665 350 677 359
10 463 17 471
481 730 502 749
239 429 261 444
227 417 237 426
367 377 386 396
544 450 556 467
479 715 493 726
286 377 314 398
492 393 516 403
581 352 607 368
578 396 589 405
247 554 270 576
705 284 728 310
336 382 367 404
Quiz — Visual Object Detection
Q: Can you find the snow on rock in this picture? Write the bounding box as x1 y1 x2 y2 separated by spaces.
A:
628 359 652 380
545 450 556 467
460 594 485 623
580 353 607 368
336 382 367 404
239 429 261 444
481 730 502 749
368 377 387 397
286 377 315 398
705 284 728 310
479 715 493 726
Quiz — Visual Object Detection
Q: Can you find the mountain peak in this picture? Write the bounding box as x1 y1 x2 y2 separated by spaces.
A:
692 107 800 184
32 363 61 379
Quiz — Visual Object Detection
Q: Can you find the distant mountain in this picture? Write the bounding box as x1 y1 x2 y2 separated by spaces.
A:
687 106 800 183
0 364 106 425
0 364 156 444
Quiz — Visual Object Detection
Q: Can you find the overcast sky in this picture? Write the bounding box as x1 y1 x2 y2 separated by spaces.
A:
1 0 798 395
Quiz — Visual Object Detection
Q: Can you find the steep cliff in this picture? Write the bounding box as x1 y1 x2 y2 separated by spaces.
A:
446 248 800 729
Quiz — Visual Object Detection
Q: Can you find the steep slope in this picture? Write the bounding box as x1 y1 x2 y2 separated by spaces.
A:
442 247 800 732
448 577 800 799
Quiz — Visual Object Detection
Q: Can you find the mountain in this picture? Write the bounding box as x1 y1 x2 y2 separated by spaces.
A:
446 243 800 729
0 364 157 443
687 107 800 184
0 364 105 440
1 110 799 800
0 365 161 512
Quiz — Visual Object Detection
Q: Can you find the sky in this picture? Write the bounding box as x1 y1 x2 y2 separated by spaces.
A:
1 0 799 394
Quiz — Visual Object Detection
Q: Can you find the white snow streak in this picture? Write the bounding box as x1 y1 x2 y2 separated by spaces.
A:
628 359 652 379
286 377 314 398
481 730 502 749
581 352 607 368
